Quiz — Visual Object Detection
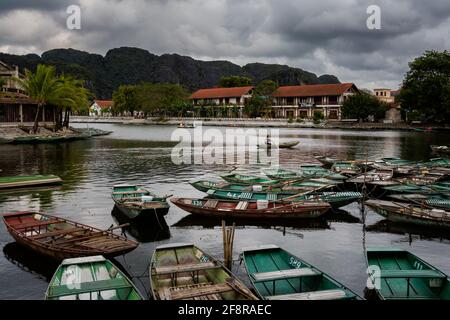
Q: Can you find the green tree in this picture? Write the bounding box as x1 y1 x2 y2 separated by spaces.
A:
137 83 189 116
57 75 91 129
341 93 388 122
219 76 252 87
112 85 140 115
398 50 450 122
0 77 5 89
255 80 278 96
15 64 62 133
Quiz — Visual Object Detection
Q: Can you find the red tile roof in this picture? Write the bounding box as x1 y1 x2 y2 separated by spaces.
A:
189 86 253 99
94 100 114 109
273 83 358 97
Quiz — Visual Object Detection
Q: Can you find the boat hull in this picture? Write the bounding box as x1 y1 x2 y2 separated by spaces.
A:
114 203 169 219
171 198 330 219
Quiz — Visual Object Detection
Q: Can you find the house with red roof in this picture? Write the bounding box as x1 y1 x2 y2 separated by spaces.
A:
272 83 359 120
189 86 253 116
89 100 114 116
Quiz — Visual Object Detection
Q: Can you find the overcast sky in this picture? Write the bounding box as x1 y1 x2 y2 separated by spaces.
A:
0 0 449 89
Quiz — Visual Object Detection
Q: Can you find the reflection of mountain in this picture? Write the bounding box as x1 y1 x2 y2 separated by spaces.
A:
365 220 450 244
172 214 330 230
3 242 60 281
111 205 171 243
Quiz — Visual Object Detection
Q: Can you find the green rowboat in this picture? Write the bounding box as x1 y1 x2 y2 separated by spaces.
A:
264 167 345 181
112 185 170 219
366 248 450 300
221 174 280 185
365 199 450 229
46 256 144 300
289 192 363 209
150 243 258 300
0 175 62 189
241 245 360 300
204 189 304 201
389 194 450 210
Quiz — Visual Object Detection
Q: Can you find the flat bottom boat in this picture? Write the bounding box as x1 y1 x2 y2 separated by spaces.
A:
46 256 143 300
0 175 62 190
366 248 450 300
150 243 257 300
242 245 360 300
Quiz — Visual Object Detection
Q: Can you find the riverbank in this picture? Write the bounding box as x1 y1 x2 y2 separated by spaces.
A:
0 126 112 144
71 116 450 131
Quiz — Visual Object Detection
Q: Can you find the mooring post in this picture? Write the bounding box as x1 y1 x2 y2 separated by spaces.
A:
222 220 236 270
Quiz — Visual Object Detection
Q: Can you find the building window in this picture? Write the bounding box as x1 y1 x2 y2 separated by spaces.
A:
314 96 322 105
328 96 338 104
286 97 294 105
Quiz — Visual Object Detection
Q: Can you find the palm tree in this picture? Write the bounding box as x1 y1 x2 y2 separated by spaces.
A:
15 64 61 133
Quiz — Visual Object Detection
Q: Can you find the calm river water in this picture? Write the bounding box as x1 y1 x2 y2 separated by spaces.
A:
0 123 450 299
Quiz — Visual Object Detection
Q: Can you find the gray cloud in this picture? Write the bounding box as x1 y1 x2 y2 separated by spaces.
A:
0 0 449 89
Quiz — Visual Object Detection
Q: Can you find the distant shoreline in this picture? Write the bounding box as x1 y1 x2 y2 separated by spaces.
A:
71 116 450 132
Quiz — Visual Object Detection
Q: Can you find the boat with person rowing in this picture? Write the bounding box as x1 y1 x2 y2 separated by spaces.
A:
112 185 170 219
241 244 360 300
45 255 144 300
0 175 62 190
366 248 450 300
150 243 258 300
365 199 450 229
2 211 138 260
170 197 331 219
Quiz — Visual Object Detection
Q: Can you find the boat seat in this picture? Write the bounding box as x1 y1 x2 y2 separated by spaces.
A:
236 201 249 210
48 277 131 298
168 282 233 300
380 270 445 279
252 268 318 282
266 289 348 300
266 193 277 201
204 200 219 209
154 262 218 275
29 227 87 240
240 192 253 199
16 219 64 230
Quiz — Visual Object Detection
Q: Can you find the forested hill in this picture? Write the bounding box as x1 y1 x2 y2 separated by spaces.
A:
0 47 340 99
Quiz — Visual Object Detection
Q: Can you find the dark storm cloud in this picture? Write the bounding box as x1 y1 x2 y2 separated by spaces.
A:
0 0 449 89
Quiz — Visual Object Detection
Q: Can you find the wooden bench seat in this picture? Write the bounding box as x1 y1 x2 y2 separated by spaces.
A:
169 282 232 300
154 262 218 275
266 289 348 300
380 270 445 279
29 227 87 240
204 200 219 209
236 201 249 210
253 268 318 282
17 219 64 230
48 277 131 298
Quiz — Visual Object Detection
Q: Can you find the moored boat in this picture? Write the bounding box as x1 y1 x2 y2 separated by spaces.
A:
314 156 337 168
221 174 280 185
171 197 331 219
366 248 450 300
389 194 450 210
430 146 450 156
112 185 170 219
2 211 138 260
0 175 62 190
46 256 144 300
241 245 360 300
289 191 362 209
150 243 258 300
331 161 361 176
203 189 307 201
347 169 395 186
365 199 450 229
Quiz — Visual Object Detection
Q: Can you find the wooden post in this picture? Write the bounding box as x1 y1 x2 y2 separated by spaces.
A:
222 220 236 270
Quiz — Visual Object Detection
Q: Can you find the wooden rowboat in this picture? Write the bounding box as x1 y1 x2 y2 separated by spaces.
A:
112 185 170 219
264 167 345 181
314 156 338 168
331 161 361 176
347 169 395 186
389 194 450 210
365 199 450 229
2 211 138 260
0 175 62 190
241 245 360 300
289 192 362 209
150 243 258 300
46 256 144 300
366 248 450 300
171 197 330 219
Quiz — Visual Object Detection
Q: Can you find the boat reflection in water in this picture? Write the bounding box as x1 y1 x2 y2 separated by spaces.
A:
111 205 171 243
3 242 60 281
365 220 450 244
